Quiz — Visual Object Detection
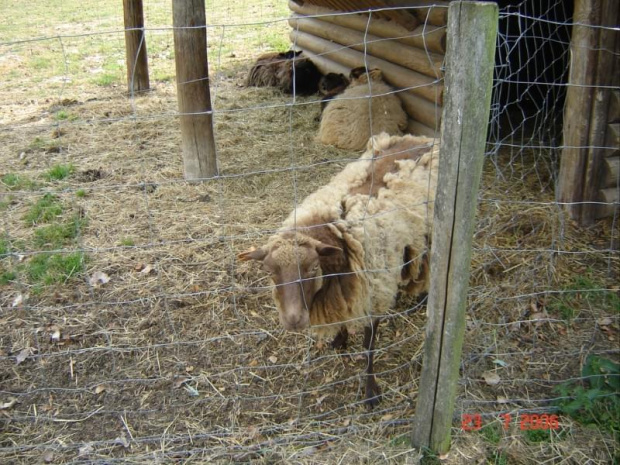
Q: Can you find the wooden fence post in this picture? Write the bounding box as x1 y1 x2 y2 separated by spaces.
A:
123 0 150 93
172 0 218 179
411 1 498 454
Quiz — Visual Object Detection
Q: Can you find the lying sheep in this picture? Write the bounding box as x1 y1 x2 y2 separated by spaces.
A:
318 72 349 112
239 132 439 407
245 50 322 95
317 67 408 151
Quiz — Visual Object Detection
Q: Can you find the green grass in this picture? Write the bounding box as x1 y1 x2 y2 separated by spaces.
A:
549 273 620 321
27 252 84 285
93 73 121 87
24 194 63 225
480 423 502 445
2 173 36 191
0 235 8 256
75 189 86 198
54 110 78 121
33 216 85 249
119 237 135 247
44 163 75 181
554 355 619 439
0 269 17 285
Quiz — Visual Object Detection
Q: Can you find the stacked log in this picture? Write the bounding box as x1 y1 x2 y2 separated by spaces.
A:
288 0 447 137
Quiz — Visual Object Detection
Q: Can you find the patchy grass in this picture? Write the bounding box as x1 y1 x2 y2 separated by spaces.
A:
554 355 620 439
1 173 36 191
24 194 64 225
44 163 75 181
26 251 84 286
32 216 85 249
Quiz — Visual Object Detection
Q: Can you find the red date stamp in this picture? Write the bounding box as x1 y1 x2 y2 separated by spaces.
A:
461 413 559 431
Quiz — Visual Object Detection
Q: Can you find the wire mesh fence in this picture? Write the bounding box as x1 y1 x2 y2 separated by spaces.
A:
0 0 618 463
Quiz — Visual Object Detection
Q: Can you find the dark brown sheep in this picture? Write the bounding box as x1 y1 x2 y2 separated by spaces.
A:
245 50 322 95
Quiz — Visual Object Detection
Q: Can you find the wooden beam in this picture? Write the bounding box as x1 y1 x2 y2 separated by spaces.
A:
411 1 497 454
123 0 150 93
289 15 444 78
290 29 443 104
288 0 447 54
172 0 218 179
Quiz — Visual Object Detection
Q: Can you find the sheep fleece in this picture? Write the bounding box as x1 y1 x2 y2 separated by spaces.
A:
317 80 408 151
278 132 439 335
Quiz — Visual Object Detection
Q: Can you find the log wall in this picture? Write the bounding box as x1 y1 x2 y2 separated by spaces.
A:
288 0 447 137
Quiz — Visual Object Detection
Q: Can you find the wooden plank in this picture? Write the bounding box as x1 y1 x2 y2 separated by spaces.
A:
406 119 437 138
609 90 620 123
411 1 497 454
172 0 218 179
288 0 447 53
558 0 601 221
596 187 620 219
607 123 620 153
296 48 351 76
289 16 444 78
602 156 619 188
399 90 442 130
581 0 619 224
290 29 443 104
123 0 150 93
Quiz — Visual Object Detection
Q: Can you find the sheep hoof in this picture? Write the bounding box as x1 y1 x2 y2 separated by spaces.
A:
331 328 348 350
365 376 381 409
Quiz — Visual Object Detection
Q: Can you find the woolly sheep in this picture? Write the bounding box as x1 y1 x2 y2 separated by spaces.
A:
239 132 439 407
317 67 408 151
245 50 322 95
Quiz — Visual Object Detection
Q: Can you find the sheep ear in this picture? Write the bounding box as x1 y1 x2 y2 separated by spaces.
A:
238 247 268 262
316 243 342 257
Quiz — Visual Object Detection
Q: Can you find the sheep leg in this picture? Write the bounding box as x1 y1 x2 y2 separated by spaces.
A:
331 326 349 350
363 318 381 408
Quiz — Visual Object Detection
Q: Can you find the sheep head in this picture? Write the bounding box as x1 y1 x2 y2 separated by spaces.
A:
239 233 342 331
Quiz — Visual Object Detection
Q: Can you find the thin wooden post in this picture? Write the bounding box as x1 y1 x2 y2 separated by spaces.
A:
557 0 601 222
412 1 498 455
172 0 218 179
123 0 150 93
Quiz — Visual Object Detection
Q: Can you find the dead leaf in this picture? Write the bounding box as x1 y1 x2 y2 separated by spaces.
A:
597 317 613 326
316 394 328 405
15 348 32 365
94 385 107 394
0 398 18 409
49 325 61 342
140 264 154 275
42 451 54 463
482 371 501 386
173 377 190 389
89 271 110 287
342 418 351 427
78 443 94 457
12 294 23 307
315 340 325 350
496 396 509 404
249 359 258 367
381 413 394 422
268 355 278 364
185 365 194 373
